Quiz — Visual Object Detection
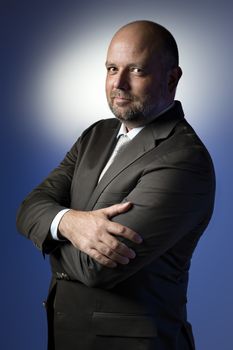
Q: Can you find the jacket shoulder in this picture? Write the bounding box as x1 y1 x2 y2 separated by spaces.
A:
81 118 119 138
160 118 215 176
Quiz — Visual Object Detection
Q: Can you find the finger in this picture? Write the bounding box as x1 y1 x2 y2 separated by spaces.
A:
102 202 132 218
97 242 131 265
108 222 143 244
94 233 136 259
105 237 136 259
88 248 117 268
98 232 136 259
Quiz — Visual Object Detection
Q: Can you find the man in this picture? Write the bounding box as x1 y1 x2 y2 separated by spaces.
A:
17 20 215 350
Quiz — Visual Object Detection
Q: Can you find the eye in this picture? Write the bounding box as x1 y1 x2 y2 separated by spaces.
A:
106 66 117 74
133 68 141 73
131 67 144 75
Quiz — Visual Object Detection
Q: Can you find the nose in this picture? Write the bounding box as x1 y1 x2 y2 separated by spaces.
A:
113 70 130 90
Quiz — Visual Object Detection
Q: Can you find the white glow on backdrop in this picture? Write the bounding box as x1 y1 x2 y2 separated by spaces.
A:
24 31 111 144
21 5 225 147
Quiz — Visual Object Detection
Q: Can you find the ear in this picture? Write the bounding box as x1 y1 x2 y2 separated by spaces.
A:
167 66 182 94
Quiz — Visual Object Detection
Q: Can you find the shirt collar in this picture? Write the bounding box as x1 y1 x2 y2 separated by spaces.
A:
117 102 175 140
117 124 144 140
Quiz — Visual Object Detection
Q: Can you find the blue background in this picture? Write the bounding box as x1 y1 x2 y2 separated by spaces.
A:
2 1 232 349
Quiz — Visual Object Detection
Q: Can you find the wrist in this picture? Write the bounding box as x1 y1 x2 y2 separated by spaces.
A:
58 209 79 241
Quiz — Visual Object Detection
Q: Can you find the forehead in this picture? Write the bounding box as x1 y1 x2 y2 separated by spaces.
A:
106 33 159 66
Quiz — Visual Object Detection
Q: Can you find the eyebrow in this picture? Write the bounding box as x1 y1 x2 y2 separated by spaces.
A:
105 61 115 66
128 63 145 69
105 61 116 67
105 61 146 69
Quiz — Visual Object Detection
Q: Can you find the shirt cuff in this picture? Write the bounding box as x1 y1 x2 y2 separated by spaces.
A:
50 208 70 240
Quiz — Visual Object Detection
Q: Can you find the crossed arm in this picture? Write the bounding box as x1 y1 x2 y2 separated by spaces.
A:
58 202 142 268
55 159 214 289
17 135 215 290
16 139 141 266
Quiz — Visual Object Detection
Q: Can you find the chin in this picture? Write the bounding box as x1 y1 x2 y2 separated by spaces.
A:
114 112 140 122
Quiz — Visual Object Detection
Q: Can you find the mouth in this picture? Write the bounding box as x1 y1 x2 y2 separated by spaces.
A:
111 91 133 100
113 96 132 106
114 96 131 101
111 93 133 103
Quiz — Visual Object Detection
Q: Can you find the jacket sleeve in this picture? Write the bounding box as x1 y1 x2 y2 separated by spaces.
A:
52 144 215 289
16 119 104 253
16 140 78 254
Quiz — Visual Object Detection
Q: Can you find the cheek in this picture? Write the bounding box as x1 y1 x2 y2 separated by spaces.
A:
105 77 111 98
131 78 156 97
144 80 164 99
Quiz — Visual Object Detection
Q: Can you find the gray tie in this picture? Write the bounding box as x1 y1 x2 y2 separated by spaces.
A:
98 134 130 181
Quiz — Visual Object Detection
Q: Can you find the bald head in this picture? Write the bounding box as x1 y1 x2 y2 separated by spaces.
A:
109 20 179 70
105 20 182 128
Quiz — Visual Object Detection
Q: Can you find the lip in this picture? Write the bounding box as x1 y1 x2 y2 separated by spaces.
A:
113 97 132 106
113 96 131 102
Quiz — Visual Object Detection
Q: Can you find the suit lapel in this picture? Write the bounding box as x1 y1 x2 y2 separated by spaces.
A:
82 121 120 188
99 126 155 184
85 101 184 211
71 120 120 210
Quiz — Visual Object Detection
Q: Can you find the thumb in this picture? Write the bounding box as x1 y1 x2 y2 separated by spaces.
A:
102 202 132 218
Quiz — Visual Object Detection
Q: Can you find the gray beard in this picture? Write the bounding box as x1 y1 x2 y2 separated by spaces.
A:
109 101 159 124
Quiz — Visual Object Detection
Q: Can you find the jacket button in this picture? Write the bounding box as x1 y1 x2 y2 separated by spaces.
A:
33 241 41 251
56 272 70 280
61 273 68 279
56 272 62 279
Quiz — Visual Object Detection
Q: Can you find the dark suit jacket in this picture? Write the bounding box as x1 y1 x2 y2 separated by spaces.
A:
17 101 215 350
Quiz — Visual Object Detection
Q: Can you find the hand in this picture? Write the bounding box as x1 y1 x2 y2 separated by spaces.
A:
58 202 142 268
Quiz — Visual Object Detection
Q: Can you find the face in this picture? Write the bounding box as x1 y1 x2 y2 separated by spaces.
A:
105 30 171 128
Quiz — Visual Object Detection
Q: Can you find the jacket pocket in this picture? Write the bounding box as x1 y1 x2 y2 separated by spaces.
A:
92 312 157 338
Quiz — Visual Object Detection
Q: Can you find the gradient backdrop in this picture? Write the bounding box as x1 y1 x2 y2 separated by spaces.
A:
2 1 232 349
